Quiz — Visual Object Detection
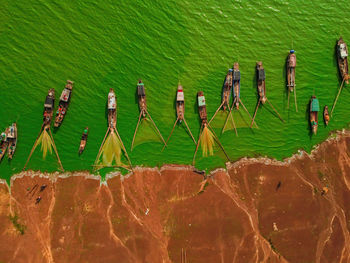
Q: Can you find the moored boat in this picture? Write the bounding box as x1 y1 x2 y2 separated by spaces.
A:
232 62 241 109
108 88 117 129
137 80 147 117
323 106 330 126
256 61 267 104
337 37 349 84
176 84 185 123
222 69 233 111
310 96 320 134
287 50 296 91
43 89 55 126
197 91 207 123
7 123 17 160
0 128 9 162
54 80 73 127
79 127 89 155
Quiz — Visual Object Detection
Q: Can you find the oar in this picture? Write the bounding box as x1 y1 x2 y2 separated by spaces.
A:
192 124 203 165
114 128 133 170
23 125 44 171
331 78 346 116
48 127 64 171
145 109 167 147
208 123 231 162
183 118 197 144
94 127 110 168
209 101 225 124
250 100 261 128
131 111 143 150
266 98 285 123
239 99 258 128
162 117 179 151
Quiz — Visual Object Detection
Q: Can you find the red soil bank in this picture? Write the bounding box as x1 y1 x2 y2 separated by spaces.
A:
1 131 350 262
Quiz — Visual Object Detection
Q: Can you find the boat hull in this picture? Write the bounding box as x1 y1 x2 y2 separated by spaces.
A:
337 38 349 84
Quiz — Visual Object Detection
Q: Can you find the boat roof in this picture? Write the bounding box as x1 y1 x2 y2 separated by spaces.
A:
311 98 320 112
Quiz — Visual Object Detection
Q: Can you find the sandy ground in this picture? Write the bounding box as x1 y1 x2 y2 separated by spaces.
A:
1 131 350 262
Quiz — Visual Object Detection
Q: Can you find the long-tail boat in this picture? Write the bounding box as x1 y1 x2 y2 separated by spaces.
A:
24 89 64 171
131 80 166 150
193 91 230 165
7 122 17 160
250 61 284 127
210 68 238 135
54 80 73 127
163 84 196 148
323 106 329 126
337 37 349 84
79 127 88 155
331 38 350 116
0 128 9 162
231 62 257 128
287 50 298 111
310 96 320 134
94 89 132 170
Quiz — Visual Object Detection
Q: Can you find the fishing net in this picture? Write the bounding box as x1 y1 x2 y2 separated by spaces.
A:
96 131 126 167
133 117 164 148
200 126 214 157
211 109 256 133
34 129 54 159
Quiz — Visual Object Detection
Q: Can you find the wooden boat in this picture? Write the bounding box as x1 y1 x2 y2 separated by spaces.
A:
310 96 320 134
131 80 166 150
137 80 147 117
256 61 267 104
43 89 55 126
222 69 233 111
0 128 9 162
323 106 330 126
7 123 17 160
79 127 88 155
337 37 349 84
197 91 207 123
163 84 196 147
54 80 73 127
287 50 298 111
108 88 117 129
232 63 241 109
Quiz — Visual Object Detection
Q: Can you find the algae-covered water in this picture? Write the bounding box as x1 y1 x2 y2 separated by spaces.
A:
1 0 350 181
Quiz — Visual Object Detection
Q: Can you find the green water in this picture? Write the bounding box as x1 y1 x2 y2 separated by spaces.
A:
1 0 350 181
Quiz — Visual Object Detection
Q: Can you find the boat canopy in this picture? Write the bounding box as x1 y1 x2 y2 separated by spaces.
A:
339 43 348 59
177 90 184 101
44 97 54 108
137 84 145 96
7 125 15 139
198 95 206 107
311 98 320 112
60 88 71 102
108 93 116 109
258 69 265 81
233 70 240 81
289 55 296 67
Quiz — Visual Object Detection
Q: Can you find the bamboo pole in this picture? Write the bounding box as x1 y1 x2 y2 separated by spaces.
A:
192 124 203 165
294 86 298 112
287 90 290 110
209 102 224 124
183 118 197 144
23 125 44 170
114 128 133 170
48 127 64 171
131 111 143 150
250 100 261 128
266 98 285 123
239 99 258 128
208 123 231 162
162 118 179 151
145 109 167 147
222 106 237 136
331 78 346 116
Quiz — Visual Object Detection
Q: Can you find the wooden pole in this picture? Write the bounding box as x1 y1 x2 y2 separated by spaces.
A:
222 106 237 136
331 78 345 116
48 127 64 171
183 118 197 144
145 110 167 147
114 128 133 170
239 99 258 128
250 100 261 128
162 118 179 151
192 124 203 166
208 123 231 162
266 98 285 123
131 111 143 150
209 102 224 124
23 125 44 170
287 90 290 110
294 86 298 112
